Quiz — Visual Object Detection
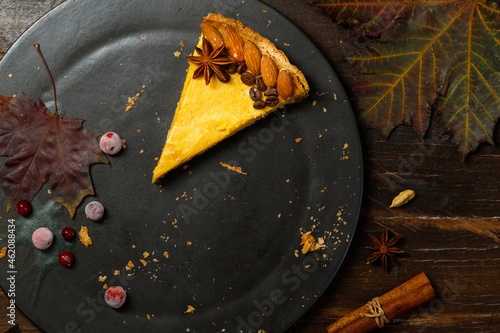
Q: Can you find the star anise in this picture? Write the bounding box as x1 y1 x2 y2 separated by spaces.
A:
186 37 234 85
366 227 405 271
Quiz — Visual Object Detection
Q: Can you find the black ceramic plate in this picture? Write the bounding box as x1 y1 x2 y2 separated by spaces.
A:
0 1 362 332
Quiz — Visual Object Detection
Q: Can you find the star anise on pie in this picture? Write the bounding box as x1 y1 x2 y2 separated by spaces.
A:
187 37 234 85
366 228 405 271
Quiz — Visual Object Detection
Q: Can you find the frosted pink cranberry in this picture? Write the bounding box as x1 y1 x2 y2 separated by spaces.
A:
100 132 122 155
85 201 104 220
104 286 127 308
32 227 54 250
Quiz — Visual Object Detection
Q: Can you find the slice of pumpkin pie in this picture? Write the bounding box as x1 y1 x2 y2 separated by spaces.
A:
152 13 309 182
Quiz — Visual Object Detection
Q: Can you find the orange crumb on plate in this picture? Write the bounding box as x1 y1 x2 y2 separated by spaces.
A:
126 260 134 271
220 162 247 175
0 247 6 259
78 226 92 247
300 231 325 254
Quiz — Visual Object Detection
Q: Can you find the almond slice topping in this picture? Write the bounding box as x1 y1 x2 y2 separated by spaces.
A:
243 40 261 75
222 25 245 62
261 55 278 88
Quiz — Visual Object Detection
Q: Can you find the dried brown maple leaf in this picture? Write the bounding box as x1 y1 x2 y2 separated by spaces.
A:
0 93 108 217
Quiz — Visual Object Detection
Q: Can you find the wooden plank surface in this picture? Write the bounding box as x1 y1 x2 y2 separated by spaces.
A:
1 1 499 332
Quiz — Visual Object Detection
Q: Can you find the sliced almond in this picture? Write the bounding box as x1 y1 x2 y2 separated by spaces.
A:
222 25 245 62
201 21 224 50
261 55 278 88
243 40 261 75
277 69 294 100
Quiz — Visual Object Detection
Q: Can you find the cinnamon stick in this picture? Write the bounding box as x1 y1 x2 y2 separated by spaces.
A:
327 272 436 333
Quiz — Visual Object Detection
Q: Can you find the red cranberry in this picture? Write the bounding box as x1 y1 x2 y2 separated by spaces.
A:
60 227 75 241
16 200 32 216
58 252 74 267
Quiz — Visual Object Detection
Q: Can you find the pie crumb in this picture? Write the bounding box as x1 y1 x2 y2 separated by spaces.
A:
78 226 92 247
126 260 134 270
300 231 325 254
220 162 247 175
0 247 6 258
185 305 195 313
98 276 107 282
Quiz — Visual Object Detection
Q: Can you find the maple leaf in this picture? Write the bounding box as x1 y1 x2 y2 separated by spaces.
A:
314 0 500 159
0 93 108 217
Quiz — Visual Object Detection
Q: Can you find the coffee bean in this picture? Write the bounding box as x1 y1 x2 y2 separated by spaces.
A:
249 87 261 101
241 72 256 85
256 77 267 91
237 62 247 75
264 87 278 96
226 63 238 74
217 71 230 83
265 95 279 107
253 100 266 109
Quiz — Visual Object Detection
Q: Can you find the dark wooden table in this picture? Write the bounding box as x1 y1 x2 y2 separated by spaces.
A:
1 1 499 332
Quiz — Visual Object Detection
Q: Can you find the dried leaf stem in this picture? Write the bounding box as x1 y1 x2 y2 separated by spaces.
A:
34 43 57 114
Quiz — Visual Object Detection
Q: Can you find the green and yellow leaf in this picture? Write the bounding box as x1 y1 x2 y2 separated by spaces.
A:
314 0 500 158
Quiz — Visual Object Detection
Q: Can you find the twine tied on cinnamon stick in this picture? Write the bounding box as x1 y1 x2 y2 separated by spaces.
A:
327 272 436 333
359 297 389 328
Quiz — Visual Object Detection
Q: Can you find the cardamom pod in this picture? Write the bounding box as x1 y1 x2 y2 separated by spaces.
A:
389 189 415 208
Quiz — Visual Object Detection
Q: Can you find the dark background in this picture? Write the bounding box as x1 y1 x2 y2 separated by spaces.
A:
1 0 499 332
